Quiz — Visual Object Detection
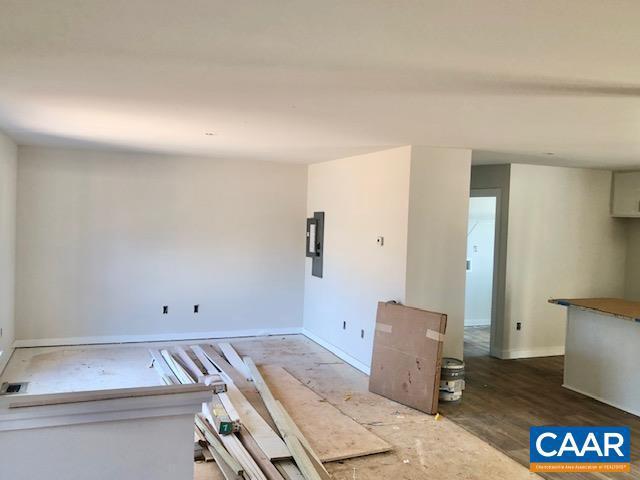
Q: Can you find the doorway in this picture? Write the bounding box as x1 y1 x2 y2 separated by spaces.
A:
464 190 499 357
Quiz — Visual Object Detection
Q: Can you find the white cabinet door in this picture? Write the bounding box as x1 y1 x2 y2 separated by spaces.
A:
612 171 640 217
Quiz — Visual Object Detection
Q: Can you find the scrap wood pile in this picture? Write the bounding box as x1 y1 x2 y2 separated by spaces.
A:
148 343 391 480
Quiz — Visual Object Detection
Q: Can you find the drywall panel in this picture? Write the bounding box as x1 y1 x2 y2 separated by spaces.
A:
0 131 17 372
15 146 307 343
504 164 626 358
405 146 472 360
303 146 411 369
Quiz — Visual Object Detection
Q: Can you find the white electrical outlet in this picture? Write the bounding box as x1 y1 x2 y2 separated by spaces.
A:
376 236 384 246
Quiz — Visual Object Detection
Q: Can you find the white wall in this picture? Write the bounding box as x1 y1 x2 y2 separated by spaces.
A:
303 147 411 371
303 146 472 369
405 146 471 359
464 197 496 326
624 221 640 301
15 146 307 345
504 164 627 358
0 131 17 371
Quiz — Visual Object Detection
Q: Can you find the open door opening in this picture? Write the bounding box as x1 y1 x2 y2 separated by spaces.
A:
464 192 498 357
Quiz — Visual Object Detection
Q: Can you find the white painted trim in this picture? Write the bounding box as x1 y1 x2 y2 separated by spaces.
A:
0 387 212 431
0 346 15 376
301 328 371 375
562 383 640 418
498 345 565 359
12 327 302 348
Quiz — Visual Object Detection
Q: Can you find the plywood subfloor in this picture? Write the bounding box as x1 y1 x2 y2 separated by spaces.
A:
2 335 538 480
261 365 391 462
441 352 640 480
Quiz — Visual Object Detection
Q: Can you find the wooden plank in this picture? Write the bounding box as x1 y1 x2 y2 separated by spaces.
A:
160 349 195 384
9 384 211 408
275 400 322 465
195 413 244 475
274 460 305 480
275 400 329 480
191 345 223 375
221 382 290 460
206 442 244 480
198 345 237 380
219 342 252 380
238 428 286 480
209 396 240 434
199 344 279 433
261 365 392 463
218 392 241 423
195 426 207 444
148 349 179 385
219 431 269 480
202 446 214 462
244 357 322 480
173 346 206 382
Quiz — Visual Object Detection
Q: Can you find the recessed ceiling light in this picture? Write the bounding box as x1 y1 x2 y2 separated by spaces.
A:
205 132 216 136
544 152 555 156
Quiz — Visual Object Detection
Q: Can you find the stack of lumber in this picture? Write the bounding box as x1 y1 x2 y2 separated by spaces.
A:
148 344 322 479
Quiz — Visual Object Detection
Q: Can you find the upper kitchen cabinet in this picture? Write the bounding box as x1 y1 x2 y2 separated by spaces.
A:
611 171 640 217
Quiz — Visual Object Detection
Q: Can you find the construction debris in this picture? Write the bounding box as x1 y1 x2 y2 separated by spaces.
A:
148 344 320 479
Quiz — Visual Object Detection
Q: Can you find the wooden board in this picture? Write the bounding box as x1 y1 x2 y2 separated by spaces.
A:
149 349 179 385
224 382 290 460
549 297 640 322
275 400 331 480
199 345 278 432
261 366 392 463
238 428 286 480
274 461 305 480
219 342 252 380
244 358 323 480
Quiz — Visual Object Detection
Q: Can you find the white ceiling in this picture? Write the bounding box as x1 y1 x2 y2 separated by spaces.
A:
1 1 640 167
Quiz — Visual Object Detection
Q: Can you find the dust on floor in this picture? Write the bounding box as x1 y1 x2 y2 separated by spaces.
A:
1 334 539 480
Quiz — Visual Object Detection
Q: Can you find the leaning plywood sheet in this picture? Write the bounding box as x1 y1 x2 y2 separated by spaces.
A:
368 301 447 415
261 365 392 462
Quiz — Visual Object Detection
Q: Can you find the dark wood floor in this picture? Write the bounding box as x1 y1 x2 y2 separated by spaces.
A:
440 327 640 479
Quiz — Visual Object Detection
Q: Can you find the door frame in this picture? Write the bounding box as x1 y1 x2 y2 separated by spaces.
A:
468 188 503 357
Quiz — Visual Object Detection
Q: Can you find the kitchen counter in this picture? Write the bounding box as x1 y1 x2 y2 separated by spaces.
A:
551 297 640 416
549 297 640 322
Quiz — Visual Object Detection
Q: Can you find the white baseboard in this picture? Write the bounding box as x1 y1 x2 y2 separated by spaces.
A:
12 327 302 348
562 383 640 417
301 328 371 375
0 345 16 376
498 345 565 359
